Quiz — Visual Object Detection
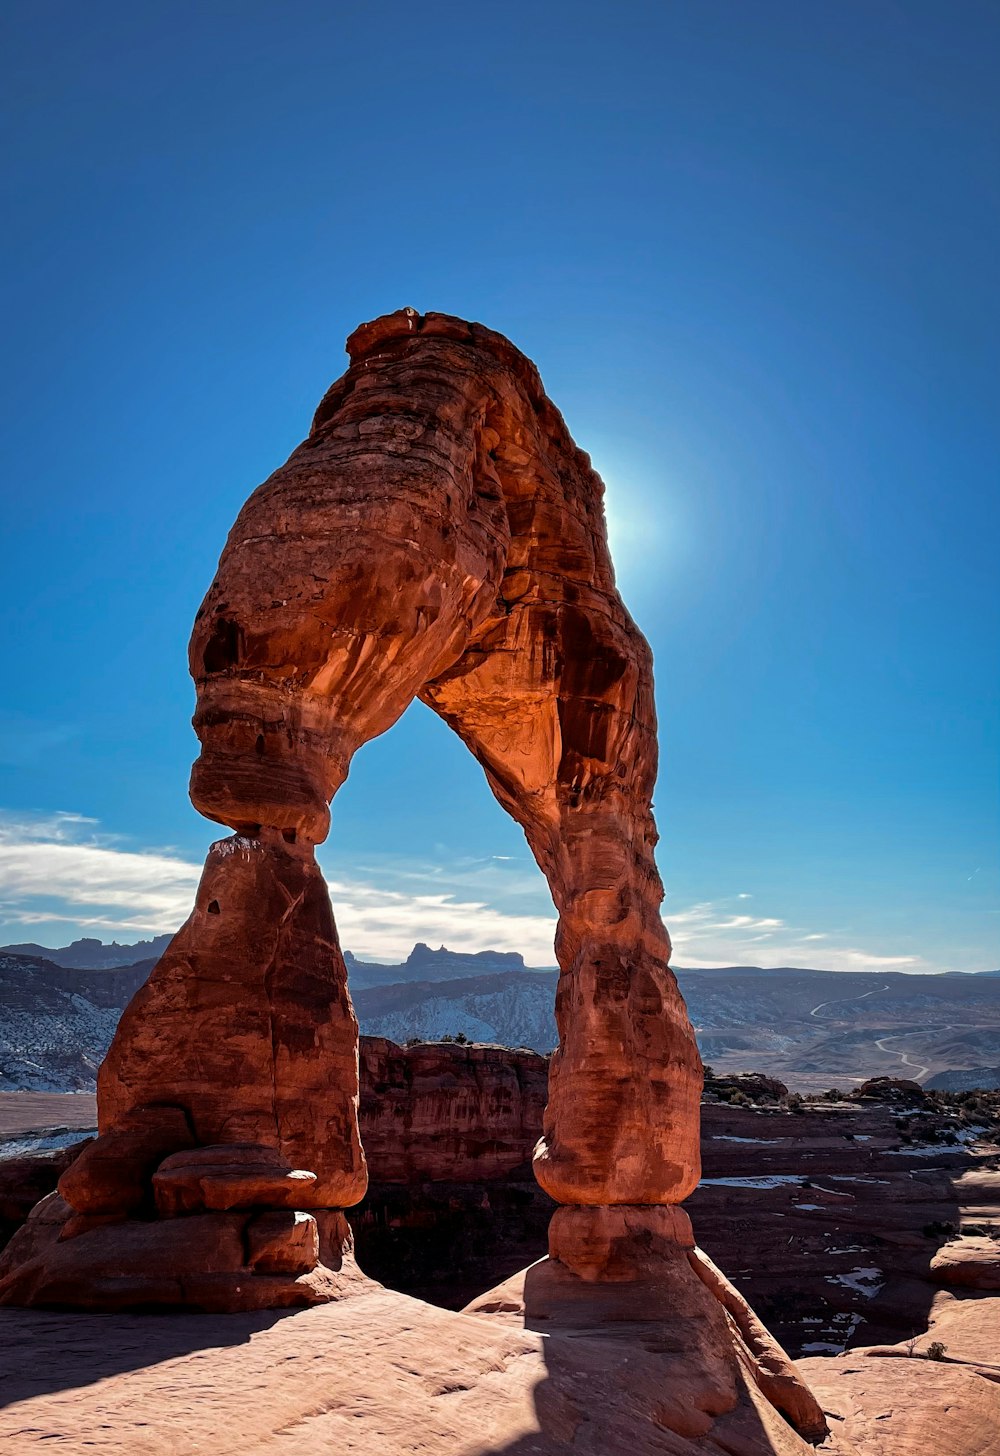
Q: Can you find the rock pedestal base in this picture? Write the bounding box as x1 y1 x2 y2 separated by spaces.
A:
464 1206 828 1446
0 1136 374 1313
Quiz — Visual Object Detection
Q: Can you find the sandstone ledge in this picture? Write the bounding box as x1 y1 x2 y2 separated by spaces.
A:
0 1288 835 1455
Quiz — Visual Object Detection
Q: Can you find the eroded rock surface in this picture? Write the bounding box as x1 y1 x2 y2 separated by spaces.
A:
0 832 368 1310
100 833 366 1207
0 1291 835 1456
182 308 702 1210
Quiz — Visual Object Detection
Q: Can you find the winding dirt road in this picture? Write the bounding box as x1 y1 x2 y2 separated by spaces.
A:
809 984 891 1019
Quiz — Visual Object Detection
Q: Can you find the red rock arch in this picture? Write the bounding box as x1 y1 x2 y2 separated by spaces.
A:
186 308 702 1210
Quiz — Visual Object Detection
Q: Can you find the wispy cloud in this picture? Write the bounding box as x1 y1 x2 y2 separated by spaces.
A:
661 896 923 973
0 811 201 934
0 808 929 972
0 810 560 963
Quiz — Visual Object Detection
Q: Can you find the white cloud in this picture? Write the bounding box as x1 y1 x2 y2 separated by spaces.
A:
0 811 201 934
0 810 559 964
661 895 924 973
323 878 556 964
0 808 927 973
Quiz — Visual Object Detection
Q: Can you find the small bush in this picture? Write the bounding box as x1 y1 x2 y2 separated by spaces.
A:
926 1341 947 1361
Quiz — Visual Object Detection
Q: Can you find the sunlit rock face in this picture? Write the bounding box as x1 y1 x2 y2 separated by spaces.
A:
99 832 367 1210
188 307 702 1211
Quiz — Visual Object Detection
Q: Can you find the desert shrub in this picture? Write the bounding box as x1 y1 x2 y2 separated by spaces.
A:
926 1341 947 1361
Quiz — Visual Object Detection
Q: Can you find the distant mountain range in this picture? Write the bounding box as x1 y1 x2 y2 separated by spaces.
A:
2 936 999 1094
345 942 539 990
0 951 157 1092
0 935 173 969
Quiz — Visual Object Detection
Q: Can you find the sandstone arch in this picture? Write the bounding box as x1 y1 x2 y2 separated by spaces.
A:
185 307 701 1216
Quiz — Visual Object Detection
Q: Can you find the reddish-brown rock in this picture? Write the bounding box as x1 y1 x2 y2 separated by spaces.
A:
687 1247 828 1442
0 1140 92 1228
359 1036 548 1182
152 1144 319 1217
546 1202 695 1281
99 834 366 1208
0 827 370 1311
187 308 701 1209
0 309 810 1453
0 1200 360 1312
246 1210 320 1274
57 1105 193 1215
465 1234 828 1446
930 1235 1000 1290
800 1352 1000 1455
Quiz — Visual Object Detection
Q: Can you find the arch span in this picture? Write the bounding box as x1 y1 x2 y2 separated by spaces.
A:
186 308 701 1210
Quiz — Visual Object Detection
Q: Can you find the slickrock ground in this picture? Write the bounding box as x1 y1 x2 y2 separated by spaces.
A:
2 1286 998 1454
799 1287 1000 1455
0 1287 837 1455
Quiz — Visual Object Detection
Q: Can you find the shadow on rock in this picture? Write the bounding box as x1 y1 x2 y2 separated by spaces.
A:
0 1305 295 1410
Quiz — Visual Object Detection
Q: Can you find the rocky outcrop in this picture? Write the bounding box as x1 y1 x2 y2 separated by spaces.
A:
359 1036 548 1182
929 1235 1000 1290
0 1140 93 1254
98 835 366 1209
5 1040 995 1362
799 1281 1000 1454
0 834 368 1311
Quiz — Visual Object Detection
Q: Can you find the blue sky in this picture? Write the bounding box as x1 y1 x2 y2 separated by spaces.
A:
0 1 997 971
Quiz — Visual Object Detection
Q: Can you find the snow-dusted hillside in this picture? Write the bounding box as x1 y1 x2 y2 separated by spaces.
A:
5 938 1000 1093
0 952 152 1092
353 971 559 1051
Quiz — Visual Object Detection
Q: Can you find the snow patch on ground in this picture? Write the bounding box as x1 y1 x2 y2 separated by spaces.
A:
0 1128 94 1160
709 1135 781 1145
699 1175 805 1189
826 1268 885 1298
